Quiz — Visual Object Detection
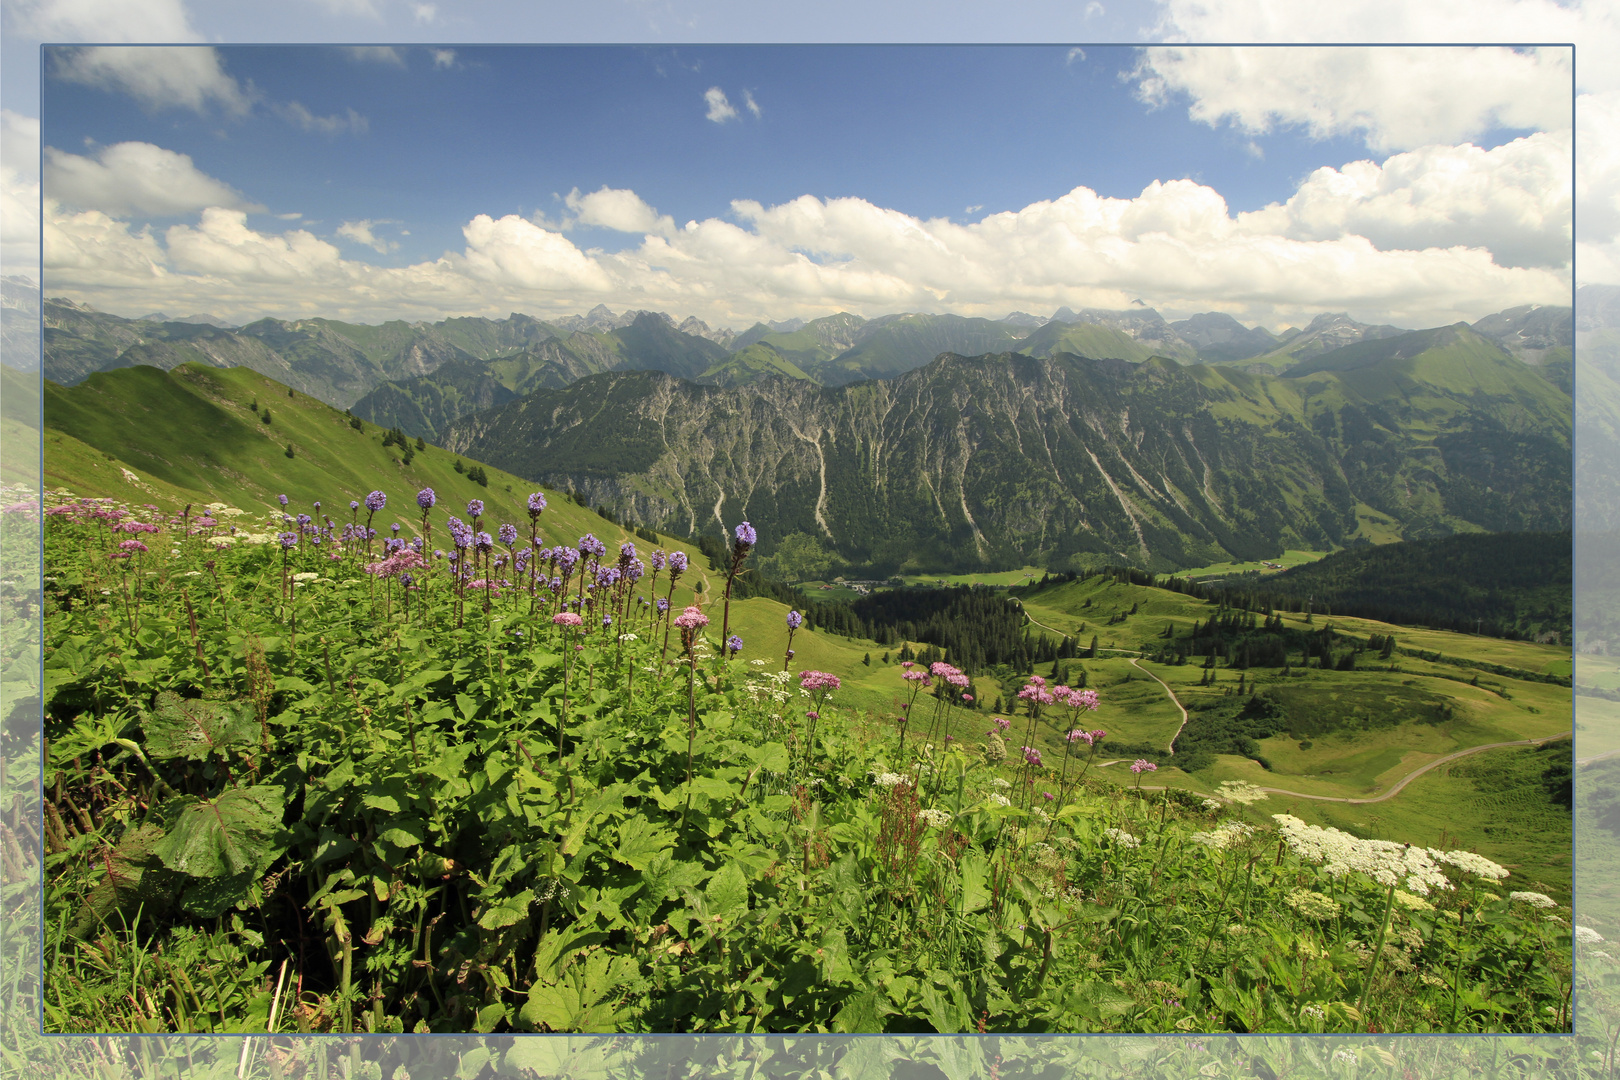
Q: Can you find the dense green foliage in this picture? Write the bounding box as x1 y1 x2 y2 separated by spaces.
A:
37 491 1578 1037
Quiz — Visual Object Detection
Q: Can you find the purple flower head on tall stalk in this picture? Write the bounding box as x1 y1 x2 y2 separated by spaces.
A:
625 558 644 583
467 499 483 518
116 539 148 555
667 550 688 574
474 531 494 553
552 612 583 627
603 614 613 628
619 540 637 564
446 517 472 550
657 597 670 613
365 491 386 512
734 521 756 549
594 565 620 589
1130 759 1157 774
549 576 564 595
417 488 436 511
990 716 1012 732
578 533 606 560
787 609 803 630
499 523 518 546
527 491 547 516
278 494 289 507
411 538 423 553
1022 746 1043 767
350 500 360 511
297 514 312 527
726 635 743 655
650 549 666 571
283 514 294 525
400 572 413 588
556 547 579 575
278 532 298 549
313 501 321 510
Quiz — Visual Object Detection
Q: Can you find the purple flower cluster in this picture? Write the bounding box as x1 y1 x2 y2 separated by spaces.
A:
365 490 387 512
417 488 436 510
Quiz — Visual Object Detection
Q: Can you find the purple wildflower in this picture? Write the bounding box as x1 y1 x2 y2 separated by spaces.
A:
278 494 288 506
734 521 756 548
278 532 298 549
578 533 606 559
668 551 688 574
787 609 803 630
467 499 484 518
417 488 436 510
499 523 518 546
365 491 386 512
527 491 547 515
726 634 743 654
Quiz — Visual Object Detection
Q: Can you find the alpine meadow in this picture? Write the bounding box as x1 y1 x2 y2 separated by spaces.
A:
17 42 1597 1052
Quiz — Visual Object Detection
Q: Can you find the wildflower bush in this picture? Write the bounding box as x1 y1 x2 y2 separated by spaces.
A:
40 490 1574 1034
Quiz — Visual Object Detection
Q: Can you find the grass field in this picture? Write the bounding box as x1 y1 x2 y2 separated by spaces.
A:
1174 548 1331 580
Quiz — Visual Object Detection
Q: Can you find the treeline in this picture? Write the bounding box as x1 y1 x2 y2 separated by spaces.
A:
1206 532 1570 642
1019 530 1570 643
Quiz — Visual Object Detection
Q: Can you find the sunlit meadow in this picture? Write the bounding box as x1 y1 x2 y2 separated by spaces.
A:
35 488 1581 1035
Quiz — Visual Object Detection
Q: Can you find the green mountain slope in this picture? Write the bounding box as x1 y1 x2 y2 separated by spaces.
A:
696 343 814 387
443 343 1571 574
813 313 1028 384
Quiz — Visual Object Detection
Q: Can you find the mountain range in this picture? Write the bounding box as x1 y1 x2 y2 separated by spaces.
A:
440 326 1571 573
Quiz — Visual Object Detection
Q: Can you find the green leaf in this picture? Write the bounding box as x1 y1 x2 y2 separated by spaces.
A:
704 860 748 921
477 889 535 930
377 819 428 849
959 850 991 913
153 785 285 879
613 817 674 872
833 987 888 1033
140 691 258 761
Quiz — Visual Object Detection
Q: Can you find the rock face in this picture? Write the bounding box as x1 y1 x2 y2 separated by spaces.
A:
444 345 1571 573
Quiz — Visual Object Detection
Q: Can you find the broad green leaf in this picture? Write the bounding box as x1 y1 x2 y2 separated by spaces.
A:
153 785 285 879
613 817 674 872
704 860 748 921
477 889 535 930
832 987 888 1033
1083 981 1138 1018
959 850 991 913
747 741 790 773
378 819 427 849
141 691 258 761
473 1002 507 1033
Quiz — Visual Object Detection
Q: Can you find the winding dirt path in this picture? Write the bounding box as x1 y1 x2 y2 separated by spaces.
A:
1011 601 1573 805
1100 732 1572 804
1129 657 1189 752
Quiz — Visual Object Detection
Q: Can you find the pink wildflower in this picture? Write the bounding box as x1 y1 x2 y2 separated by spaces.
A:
800 671 841 691
673 605 709 630
1130 759 1158 774
552 612 584 627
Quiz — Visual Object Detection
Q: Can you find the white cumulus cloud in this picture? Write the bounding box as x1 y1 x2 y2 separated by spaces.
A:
1238 132 1571 269
50 46 254 116
335 220 398 254
1134 45 1571 154
744 91 762 119
564 187 676 237
345 46 404 66
704 87 738 124
44 142 262 217
41 147 1570 333
2 111 41 274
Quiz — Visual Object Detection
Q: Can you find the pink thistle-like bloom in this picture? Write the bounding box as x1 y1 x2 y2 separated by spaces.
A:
1090 728 1107 743
1017 683 1055 706
1130 759 1158 774
806 711 819 720
1057 687 1101 711
1066 729 1092 744
930 661 961 679
552 612 584 627
363 550 430 578
673 605 709 630
961 694 973 702
901 669 932 684
900 660 915 668
946 673 970 689
110 539 148 558
990 716 1011 732
800 671 841 691
1021 746 1043 767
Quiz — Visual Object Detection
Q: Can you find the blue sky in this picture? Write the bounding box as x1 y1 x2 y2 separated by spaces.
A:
23 39 1575 332
40 45 1410 267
